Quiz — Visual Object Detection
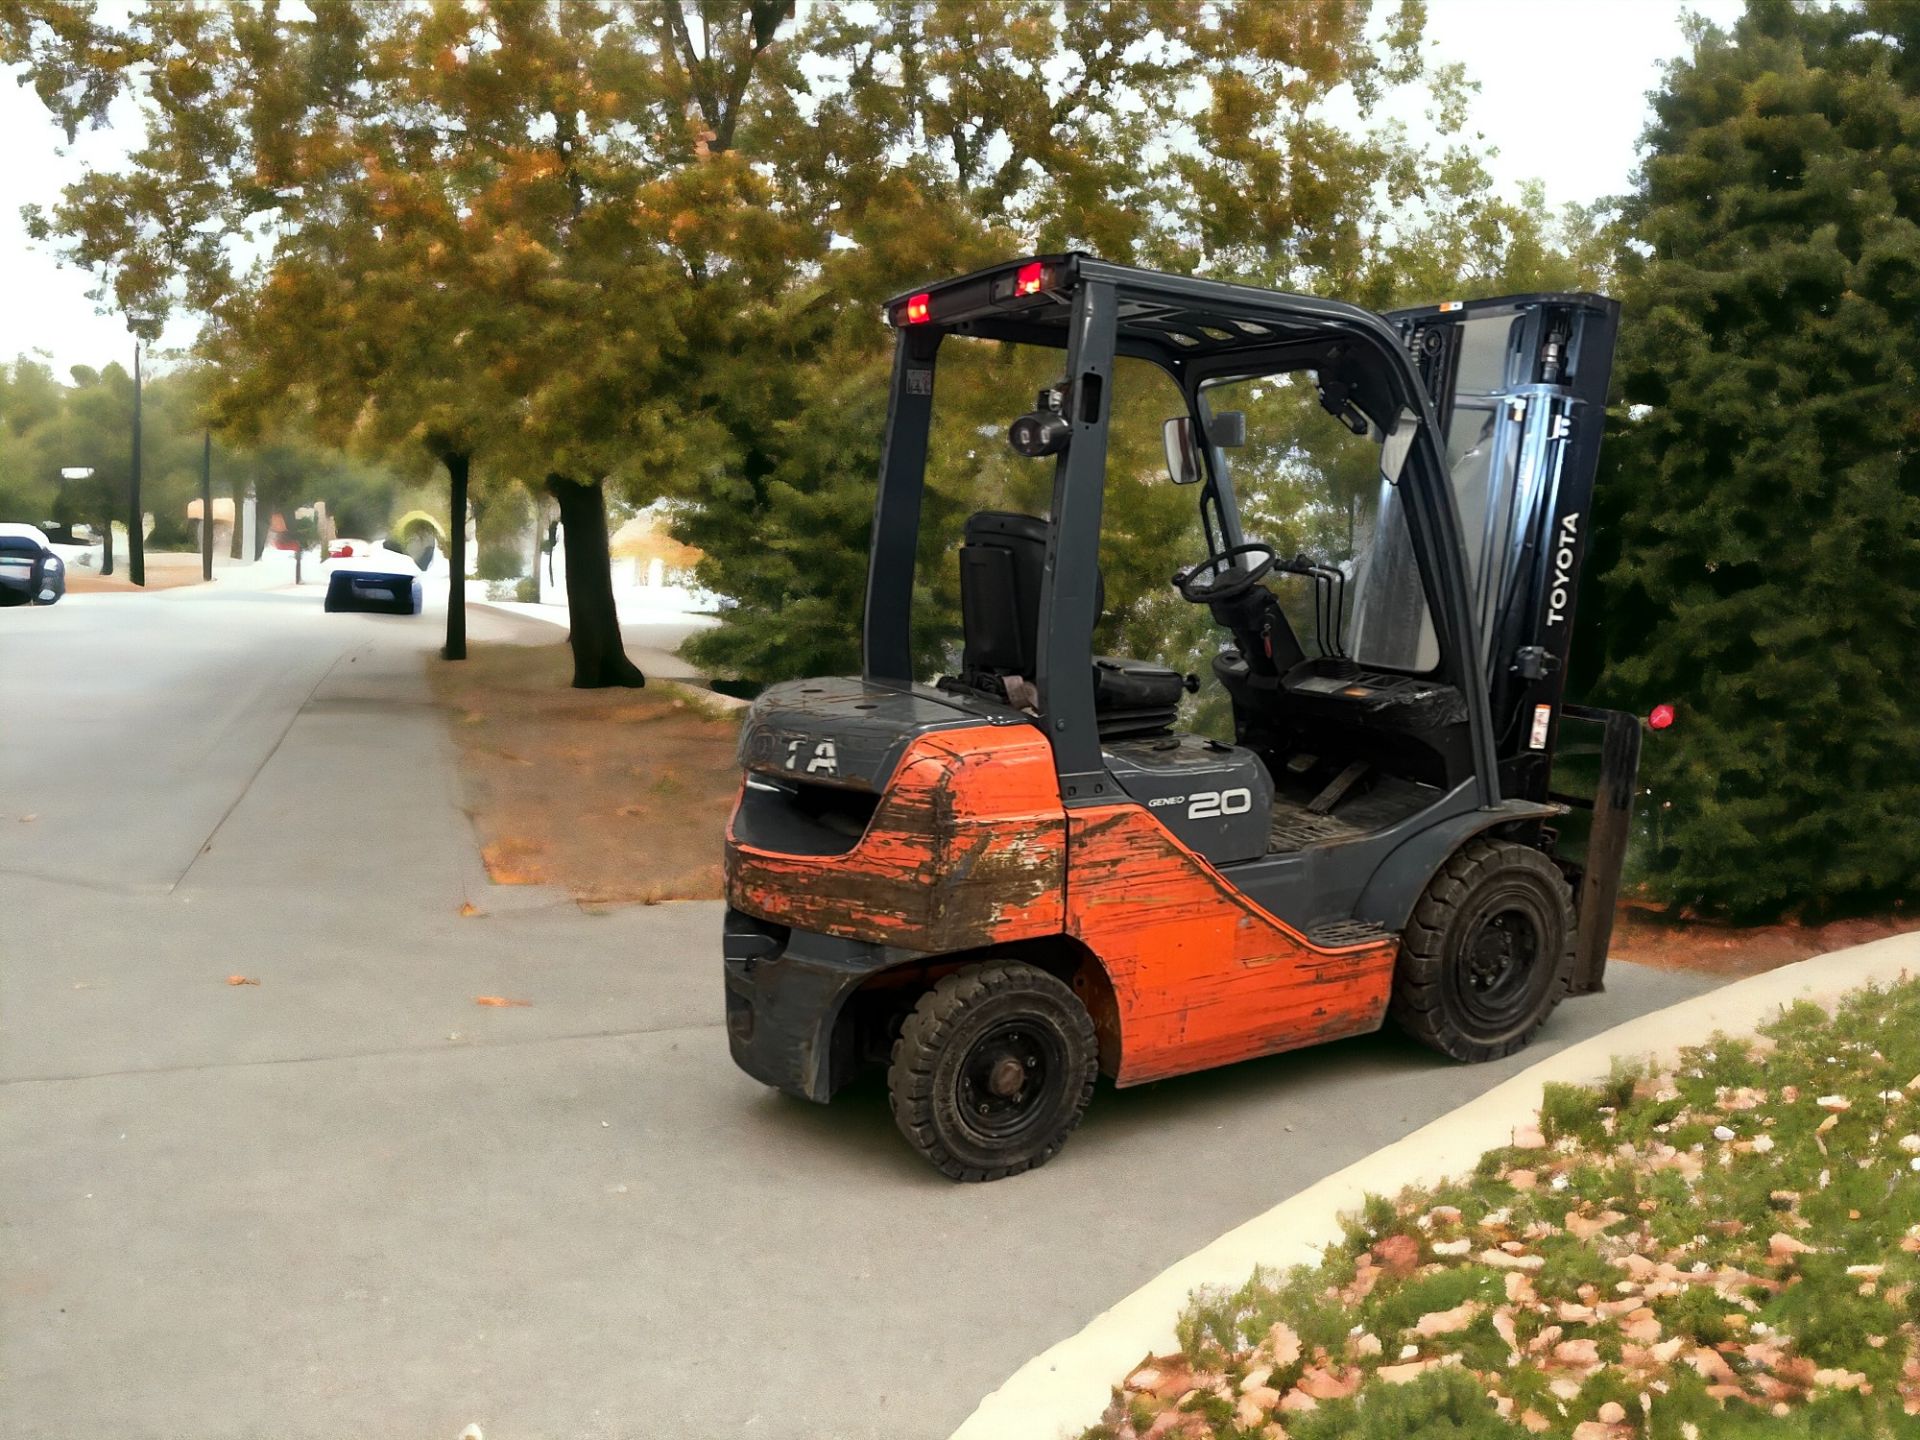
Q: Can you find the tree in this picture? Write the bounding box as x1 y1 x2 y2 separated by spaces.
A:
0 357 63 523
679 0 1603 685
1579 0 1920 920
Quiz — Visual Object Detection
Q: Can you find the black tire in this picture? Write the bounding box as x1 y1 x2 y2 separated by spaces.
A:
1391 838 1575 1063
888 961 1098 1182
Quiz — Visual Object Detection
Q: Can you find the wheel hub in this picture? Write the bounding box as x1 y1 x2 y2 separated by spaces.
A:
1449 899 1546 1031
986 1055 1027 1098
957 1022 1057 1140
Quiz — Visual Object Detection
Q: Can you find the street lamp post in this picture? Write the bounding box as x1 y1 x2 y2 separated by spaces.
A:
201 430 213 582
129 335 145 588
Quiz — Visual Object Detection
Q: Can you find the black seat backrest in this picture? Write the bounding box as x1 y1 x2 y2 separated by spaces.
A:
959 511 1049 676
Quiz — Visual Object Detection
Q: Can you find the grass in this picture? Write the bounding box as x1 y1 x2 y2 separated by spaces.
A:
1088 976 1920 1439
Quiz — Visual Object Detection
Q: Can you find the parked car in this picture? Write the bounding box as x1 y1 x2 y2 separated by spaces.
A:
323 548 423 615
0 522 66 606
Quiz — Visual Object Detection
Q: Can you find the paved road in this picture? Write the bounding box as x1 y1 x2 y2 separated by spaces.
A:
0 584 1719 1440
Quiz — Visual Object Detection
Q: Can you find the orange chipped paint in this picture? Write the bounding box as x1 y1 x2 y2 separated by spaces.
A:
725 726 1065 953
1064 804 1397 1087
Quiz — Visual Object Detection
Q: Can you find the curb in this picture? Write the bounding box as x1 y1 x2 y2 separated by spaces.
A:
950 932 1920 1440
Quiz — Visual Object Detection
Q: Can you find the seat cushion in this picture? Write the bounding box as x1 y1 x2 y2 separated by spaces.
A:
1092 656 1186 712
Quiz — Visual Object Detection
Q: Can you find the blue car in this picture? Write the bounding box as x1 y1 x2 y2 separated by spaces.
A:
323 550 423 615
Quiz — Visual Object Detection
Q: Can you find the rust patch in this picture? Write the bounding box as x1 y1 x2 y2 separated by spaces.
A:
725 727 1065 953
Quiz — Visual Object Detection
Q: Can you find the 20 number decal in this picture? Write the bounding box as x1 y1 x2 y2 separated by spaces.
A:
1187 787 1251 820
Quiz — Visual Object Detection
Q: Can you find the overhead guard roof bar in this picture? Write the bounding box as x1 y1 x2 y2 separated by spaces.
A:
872 252 1508 811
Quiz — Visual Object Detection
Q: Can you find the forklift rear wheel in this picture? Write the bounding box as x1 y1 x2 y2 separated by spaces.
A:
1391 838 1575 1063
888 961 1099 1182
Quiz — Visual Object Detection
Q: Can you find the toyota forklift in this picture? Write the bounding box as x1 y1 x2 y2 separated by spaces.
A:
722 254 1646 1181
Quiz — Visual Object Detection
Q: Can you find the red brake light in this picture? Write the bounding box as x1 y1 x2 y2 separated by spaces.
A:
1015 262 1046 297
904 293 931 325
1648 703 1675 731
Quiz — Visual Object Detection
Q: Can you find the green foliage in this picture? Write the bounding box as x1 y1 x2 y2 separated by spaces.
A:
1579 0 1920 919
1289 1366 1520 1440
680 2 1605 684
1090 976 1920 1440
1538 1081 1609 1148
476 544 523 582
6 1 1606 694
0 353 399 547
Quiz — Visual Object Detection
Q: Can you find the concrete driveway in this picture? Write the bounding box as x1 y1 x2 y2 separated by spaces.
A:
0 582 1719 1440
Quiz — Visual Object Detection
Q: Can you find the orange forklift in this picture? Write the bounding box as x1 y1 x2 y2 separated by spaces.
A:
723 254 1649 1181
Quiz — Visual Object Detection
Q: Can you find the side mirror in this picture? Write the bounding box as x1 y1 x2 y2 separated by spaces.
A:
1211 410 1246 448
1163 416 1204 485
1380 407 1419 485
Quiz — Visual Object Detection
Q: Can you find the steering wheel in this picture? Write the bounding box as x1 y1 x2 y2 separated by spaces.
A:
1172 543 1277 604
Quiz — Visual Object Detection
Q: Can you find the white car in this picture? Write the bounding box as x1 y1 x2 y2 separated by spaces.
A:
0 522 66 606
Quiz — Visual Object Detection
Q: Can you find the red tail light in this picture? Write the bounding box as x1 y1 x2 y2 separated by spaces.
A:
904 293 931 324
1015 262 1046 296
1648 703 1675 731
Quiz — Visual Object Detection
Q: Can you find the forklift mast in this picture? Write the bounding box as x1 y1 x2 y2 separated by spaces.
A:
1387 294 1621 805
1391 293 1631 989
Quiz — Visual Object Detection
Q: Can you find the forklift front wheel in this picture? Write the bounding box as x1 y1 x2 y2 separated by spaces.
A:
1391 838 1576 1064
888 961 1099 1182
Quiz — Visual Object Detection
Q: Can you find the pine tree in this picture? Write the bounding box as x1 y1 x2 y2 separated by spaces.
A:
1582 0 1920 919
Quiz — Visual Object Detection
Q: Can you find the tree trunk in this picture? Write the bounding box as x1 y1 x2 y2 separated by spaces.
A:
443 452 470 661
100 515 114 577
547 475 645 689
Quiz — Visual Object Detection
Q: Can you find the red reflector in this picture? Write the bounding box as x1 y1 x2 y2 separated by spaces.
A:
904 293 931 324
1015 262 1046 296
1648 703 1675 731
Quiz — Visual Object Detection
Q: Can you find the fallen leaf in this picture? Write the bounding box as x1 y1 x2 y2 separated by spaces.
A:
18 813 37 823
474 995 532 1007
459 902 481 917
1413 1300 1482 1337
1769 1232 1815 1261
1553 1337 1602 1367
225 975 259 986
1267 1321 1302 1367
1371 1234 1420 1276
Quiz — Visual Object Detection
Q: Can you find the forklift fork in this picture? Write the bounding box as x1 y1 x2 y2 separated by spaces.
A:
1553 703 1644 994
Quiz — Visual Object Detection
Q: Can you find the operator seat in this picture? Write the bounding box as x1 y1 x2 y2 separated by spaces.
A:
955 511 1187 738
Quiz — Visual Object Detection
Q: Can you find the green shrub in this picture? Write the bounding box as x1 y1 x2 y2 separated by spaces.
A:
476 543 522 580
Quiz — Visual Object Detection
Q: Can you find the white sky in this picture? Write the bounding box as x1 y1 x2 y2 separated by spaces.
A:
0 0 1745 376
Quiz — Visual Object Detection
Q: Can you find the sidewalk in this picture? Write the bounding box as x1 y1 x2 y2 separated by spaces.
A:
468 596 718 685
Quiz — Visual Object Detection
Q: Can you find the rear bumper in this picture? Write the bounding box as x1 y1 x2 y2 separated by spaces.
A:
722 908 895 1102
324 569 421 614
